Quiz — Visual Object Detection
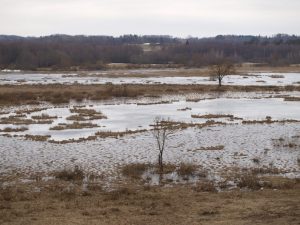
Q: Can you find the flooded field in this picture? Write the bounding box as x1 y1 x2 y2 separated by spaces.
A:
0 120 299 179
0 94 299 141
0 72 299 225
0 91 299 182
0 70 299 86
0 69 299 191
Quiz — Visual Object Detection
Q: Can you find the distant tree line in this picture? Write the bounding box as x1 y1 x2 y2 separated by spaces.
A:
0 34 300 70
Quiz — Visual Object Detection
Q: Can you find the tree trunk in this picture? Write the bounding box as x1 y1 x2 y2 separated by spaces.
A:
218 77 222 86
158 152 163 173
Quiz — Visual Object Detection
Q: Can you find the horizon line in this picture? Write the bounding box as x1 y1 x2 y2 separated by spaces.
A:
1 33 299 39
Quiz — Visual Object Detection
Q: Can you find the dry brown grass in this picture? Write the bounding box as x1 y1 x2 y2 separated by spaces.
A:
177 163 198 176
0 127 28 132
236 172 263 190
231 168 298 191
50 122 99 130
150 120 226 131
121 163 150 179
270 75 285 78
54 166 85 181
238 63 300 73
1 83 299 106
15 107 48 114
48 136 98 144
68 108 107 121
191 114 242 120
0 117 53 125
284 96 300 101
0 177 299 225
24 134 51 141
263 177 298 190
197 145 225 151
242 118 300 124
154 163 177 174
31 113 58 120
177 107 192 111
193 181 217 192
95 130 147 138
137 101 172 106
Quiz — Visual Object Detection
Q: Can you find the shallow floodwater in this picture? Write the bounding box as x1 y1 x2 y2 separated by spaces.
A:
0 71 299 86
0 123 299 179
0 97 299 141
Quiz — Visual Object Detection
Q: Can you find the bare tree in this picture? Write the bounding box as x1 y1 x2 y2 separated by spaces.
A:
152 117 173 173
210 61 235 86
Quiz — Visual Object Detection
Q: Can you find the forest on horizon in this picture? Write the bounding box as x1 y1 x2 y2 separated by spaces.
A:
0 34 300 70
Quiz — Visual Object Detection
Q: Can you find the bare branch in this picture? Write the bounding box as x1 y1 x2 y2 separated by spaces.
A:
209 60 235 86
151 117 174 173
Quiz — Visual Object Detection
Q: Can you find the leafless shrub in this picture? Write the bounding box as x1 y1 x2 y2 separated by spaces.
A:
236 172 262 190
177 163 198 176
152 117 174 173
122 163 150 179
150 163 177 175
55 166 84 181
252 157 260 165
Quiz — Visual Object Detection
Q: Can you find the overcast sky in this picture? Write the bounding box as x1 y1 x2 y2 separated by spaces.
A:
1 0 299 37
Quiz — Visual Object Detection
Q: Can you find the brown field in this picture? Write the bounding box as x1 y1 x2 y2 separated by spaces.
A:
0 175 299 225
22 64 300 76
237 64 300 73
